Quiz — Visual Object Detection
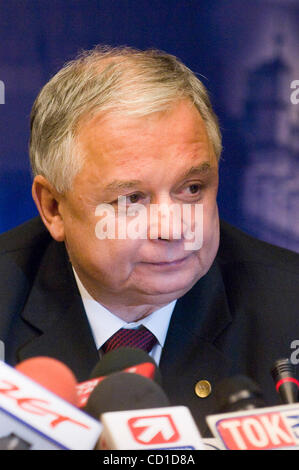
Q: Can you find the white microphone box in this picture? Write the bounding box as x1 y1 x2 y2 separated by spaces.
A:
207 403 299 450
0 360 102 450
99 405 204 450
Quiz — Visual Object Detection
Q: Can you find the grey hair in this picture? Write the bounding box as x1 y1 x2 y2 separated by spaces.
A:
29 45 222 193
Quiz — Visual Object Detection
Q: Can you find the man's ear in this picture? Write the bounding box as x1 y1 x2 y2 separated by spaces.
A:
32 175 65 242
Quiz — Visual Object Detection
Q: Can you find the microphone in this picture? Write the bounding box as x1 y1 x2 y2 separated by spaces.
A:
89 347 162 383
84 371 169 419
0 360 102 450
15 356 79 406
213 375 266 413
84 371 203 450
76 347 162 408
271 358 299 404
207 374 299 450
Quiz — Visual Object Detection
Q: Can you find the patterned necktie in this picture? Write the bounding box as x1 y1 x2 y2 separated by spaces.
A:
101 326 157 354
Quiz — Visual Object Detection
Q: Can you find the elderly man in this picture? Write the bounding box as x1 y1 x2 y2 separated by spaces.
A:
0 46 298 435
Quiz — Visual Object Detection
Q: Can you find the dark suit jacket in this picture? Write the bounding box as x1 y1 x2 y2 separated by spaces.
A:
0 216 298 435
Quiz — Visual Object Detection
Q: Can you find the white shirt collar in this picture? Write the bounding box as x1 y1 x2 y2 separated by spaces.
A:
72 268 176 352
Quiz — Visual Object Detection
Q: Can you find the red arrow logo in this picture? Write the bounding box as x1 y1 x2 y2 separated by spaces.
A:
128 414 180 445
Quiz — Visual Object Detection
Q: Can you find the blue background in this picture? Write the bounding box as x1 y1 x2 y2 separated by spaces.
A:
0 0 298 251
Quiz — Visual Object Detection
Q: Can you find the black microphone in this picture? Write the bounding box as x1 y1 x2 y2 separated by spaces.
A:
84 371 204 450
271 358 299 404
213 375 266 413
89 347 162 385
84 371 170 419
77 348 164 408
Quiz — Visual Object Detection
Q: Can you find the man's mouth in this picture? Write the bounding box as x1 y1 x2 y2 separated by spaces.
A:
143 255 192 267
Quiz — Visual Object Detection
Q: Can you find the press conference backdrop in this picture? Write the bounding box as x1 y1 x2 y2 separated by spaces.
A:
0 0 298 252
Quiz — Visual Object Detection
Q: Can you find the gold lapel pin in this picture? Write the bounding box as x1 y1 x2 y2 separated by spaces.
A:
195 379 212 398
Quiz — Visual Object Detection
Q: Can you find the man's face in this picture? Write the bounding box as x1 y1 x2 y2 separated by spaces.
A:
58 100 220 312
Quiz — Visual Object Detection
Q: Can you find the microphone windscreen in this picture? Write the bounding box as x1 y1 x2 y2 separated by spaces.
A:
84 371 170 419
214 375 265 413
89 347 162 385
15 356 78 406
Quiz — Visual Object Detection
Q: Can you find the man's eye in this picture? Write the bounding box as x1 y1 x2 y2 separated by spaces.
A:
127 193 142 204
176 182 204 201
188 184 201 194
185 184 203 196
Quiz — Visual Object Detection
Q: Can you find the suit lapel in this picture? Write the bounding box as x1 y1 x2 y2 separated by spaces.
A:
18 240 99 382
159 260 233 435
160 259 232 370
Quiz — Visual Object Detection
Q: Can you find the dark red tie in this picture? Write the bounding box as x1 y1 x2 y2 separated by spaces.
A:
101 326 157 354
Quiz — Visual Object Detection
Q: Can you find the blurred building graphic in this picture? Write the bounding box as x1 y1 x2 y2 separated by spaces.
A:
241 38 299 252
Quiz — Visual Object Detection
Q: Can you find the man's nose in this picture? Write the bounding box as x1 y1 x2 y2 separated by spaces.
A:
147 197 184 242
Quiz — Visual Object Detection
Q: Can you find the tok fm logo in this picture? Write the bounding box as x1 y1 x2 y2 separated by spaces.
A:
128 414 180 445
